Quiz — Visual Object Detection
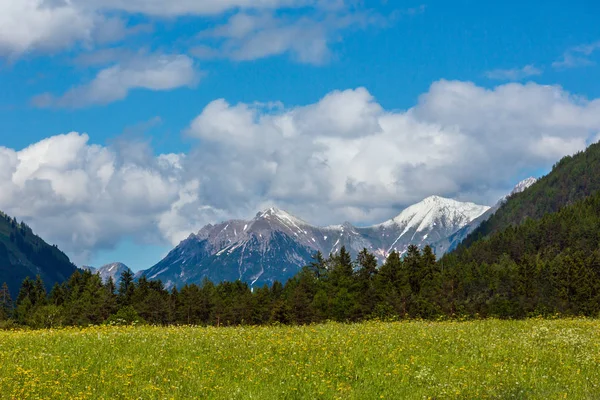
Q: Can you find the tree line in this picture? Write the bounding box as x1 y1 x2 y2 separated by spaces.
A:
2 209 600 329
5 181 600 329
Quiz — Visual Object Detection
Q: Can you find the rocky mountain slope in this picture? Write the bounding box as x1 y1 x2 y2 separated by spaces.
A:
138 195 492 289
83 262 132 285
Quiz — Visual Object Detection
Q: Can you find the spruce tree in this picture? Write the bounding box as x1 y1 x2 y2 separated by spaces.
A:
118 270 135 306
0 282 13 320
308 251 327 280
49 283 65 306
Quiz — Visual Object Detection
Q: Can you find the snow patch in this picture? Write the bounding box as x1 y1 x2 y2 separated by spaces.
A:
150 268 169 279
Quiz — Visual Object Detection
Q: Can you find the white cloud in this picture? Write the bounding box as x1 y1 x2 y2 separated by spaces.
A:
199 10 387 64
0 0 96 56
32 54 200 108
553 41 600 69
88 0 312 17
185 80 600 224
0 132 185 263
3 80 600 264
485 64 543 81
0 0 336 57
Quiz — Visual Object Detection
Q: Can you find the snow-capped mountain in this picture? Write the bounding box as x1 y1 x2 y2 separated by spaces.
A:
367 196 489 258
138 196 491 289
431 177 538 255
84 262 132 285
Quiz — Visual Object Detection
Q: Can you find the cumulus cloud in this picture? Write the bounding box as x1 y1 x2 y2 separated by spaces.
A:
186 81 600 225
3 80 600 264
485 64 543 81
0 0 96 56
32 54 200 108
0 132 186 263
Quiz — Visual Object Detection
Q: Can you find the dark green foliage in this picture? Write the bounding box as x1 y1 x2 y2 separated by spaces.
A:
0 211 77 298
107 306 145 326
0 282 12 320
118 269 135 307
461 141 600 249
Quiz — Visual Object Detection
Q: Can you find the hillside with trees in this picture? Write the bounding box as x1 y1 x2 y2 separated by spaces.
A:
461 141 600 248
0 212 77 298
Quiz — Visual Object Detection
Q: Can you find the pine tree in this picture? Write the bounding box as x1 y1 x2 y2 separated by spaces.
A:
357 248 378 281
405 245 422 295
374 251 402 317
33 275 47 307
49 283 65 306
0 282 13 320
330 246 354 286
118 270 135 306
356 248 378 318
101 277 118 320
308 251 328 280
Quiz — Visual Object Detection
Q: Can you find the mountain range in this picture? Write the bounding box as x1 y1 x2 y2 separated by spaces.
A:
83 263 132 285
136 178 535 289
0 178 536 294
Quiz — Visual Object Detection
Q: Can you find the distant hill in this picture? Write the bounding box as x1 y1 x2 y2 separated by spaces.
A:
0 212 77 297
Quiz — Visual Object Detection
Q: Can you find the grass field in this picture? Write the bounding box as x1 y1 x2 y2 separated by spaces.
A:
1 319 599 399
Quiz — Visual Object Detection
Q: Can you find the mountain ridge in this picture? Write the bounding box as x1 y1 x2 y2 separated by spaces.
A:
137 192 502 289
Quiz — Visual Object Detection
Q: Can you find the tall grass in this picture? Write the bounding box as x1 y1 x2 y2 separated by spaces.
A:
1 319 599 399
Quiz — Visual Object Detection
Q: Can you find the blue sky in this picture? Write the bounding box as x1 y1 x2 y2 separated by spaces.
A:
0 0 599 271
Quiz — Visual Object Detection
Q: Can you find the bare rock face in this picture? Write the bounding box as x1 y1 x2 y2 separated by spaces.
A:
138 196 492 289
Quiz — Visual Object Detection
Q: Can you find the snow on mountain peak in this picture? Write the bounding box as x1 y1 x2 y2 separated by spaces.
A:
85 262 132 284
510 177 537 196
256 207 309 227
377 195 490 233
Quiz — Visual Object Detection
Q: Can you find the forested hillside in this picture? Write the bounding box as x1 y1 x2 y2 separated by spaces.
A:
0 212 77 298
461 141 600 248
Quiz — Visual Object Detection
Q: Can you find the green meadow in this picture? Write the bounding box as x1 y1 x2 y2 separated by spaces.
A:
1 319 599 399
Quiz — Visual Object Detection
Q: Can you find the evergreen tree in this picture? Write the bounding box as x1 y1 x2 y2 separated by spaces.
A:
374 251 402 318
356 248 378 318
33 275 47 307
0 282 13 320
118 270 135 306
49 282 65 306
308 251 328 280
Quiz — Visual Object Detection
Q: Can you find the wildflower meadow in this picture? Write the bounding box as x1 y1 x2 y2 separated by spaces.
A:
1 318 599 399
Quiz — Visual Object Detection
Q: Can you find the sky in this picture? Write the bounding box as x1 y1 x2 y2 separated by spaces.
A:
0 0 599 271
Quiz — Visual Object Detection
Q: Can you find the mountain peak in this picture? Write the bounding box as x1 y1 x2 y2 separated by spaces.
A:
257 206 284 217
138 194 493 289
255 207 309 226
377 195 490 232
510 177 537 196
89 262 132 284
421 195 453 204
